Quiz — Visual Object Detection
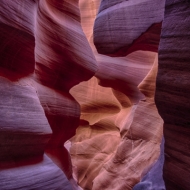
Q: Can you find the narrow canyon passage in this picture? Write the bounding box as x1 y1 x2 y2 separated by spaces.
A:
0 0 190 190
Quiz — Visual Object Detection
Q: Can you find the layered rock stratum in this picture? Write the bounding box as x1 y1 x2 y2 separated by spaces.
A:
155 0 190 189
0 0 189 190
0 0 97 189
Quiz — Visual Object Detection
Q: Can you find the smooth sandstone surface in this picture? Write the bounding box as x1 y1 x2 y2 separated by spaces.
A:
1 0 189 189
93 0 165 54
0 77 51 161
155 0 190 189
0 155 72 190
0 0 97 189
133 138 165 190
69 1 165 190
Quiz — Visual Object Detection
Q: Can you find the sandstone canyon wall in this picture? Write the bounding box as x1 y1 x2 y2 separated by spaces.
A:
155 0 190 189
68 1 165 189
0 0 97 189
0 0 189 190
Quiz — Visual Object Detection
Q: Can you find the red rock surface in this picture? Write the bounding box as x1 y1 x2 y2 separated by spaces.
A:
0 0 97 189
68 1 165 189
1 0 189 190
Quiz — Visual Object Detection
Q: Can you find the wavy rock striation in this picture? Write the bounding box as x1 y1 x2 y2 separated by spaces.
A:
133 138 165 190
93 0 165 54
34 0 97 178
155 0 190 189
0 0 97 189
69 1 165 190
1 0 189 190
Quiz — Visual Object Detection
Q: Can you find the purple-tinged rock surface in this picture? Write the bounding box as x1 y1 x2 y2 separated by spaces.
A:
155 0 190 189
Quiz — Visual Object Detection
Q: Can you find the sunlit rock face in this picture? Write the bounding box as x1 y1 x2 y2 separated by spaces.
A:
68 0 165 190
0 0 189 190
155 0 190 189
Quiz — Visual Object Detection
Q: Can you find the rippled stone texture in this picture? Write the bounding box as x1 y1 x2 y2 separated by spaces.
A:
0 155 72 190
133 138 165 190
1 0 189 190
68 1 165 189
155 0 190 189
93 0 165 54
0 0 97 189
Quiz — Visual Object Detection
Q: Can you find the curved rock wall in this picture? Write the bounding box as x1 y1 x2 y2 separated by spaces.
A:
155 0 190 189
0 0 97 189
68 0 165 189
93 0 165 54
1 0 189 190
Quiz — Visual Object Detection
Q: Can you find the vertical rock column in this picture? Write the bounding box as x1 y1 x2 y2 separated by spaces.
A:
156 0 190 189
0 0 98 189
34 0 98 179
0 0 73 189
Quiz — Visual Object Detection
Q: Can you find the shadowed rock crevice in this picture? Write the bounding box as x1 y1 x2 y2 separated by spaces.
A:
155 0 190 189
0 0 97 189
1 0 189 190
